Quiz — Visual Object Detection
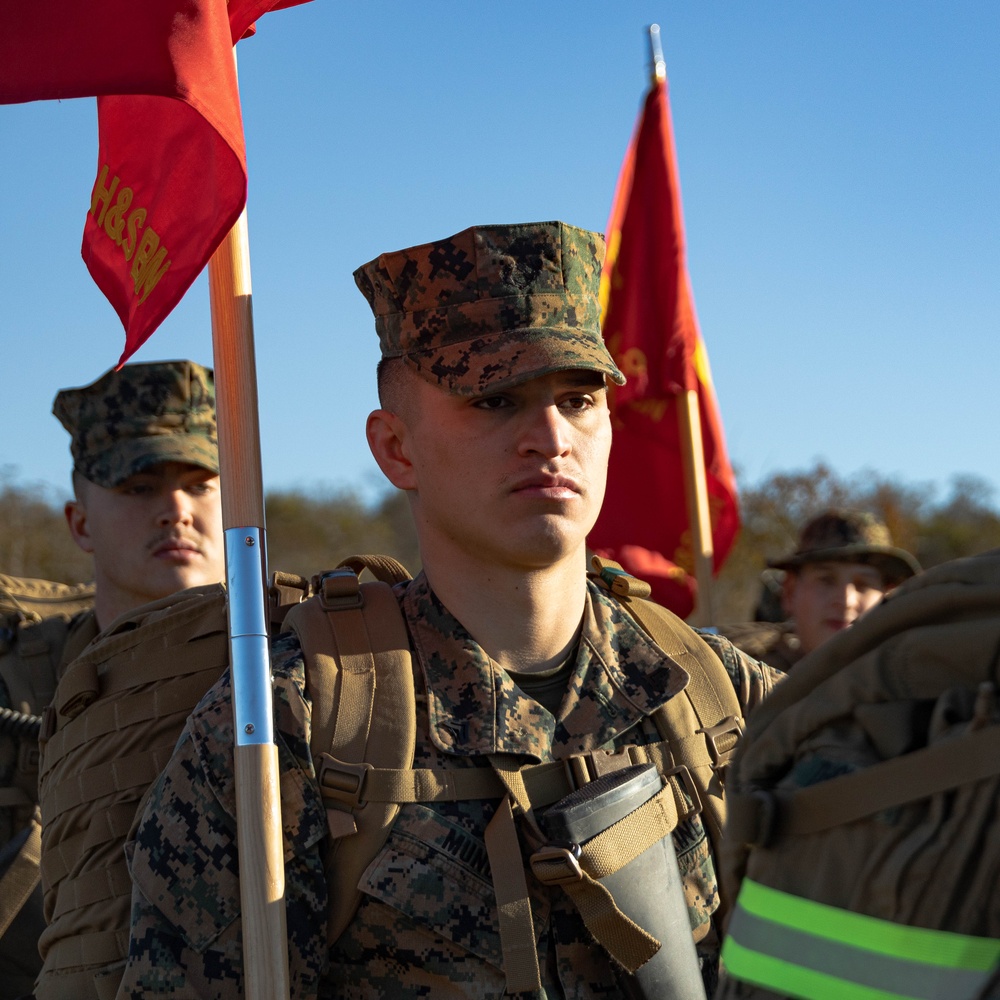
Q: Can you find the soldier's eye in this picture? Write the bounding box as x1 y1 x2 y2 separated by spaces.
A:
119 482 153 496
472 395 511 410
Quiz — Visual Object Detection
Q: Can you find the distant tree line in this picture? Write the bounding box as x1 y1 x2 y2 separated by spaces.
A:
2 462 999 623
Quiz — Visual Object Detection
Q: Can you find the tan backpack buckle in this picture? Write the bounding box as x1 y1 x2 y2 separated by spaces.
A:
318 569 364 611
698 715 744 770
663 764 703 823
268 571 310 620
563 746 634 790
317 754 372 808
530 843 583 886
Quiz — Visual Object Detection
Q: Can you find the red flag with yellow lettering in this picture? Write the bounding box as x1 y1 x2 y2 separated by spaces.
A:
589 74 739 616
0 0 305 364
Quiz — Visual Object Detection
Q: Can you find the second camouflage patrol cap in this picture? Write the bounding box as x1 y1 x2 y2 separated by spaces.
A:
53 360 219 489
353 221 626 395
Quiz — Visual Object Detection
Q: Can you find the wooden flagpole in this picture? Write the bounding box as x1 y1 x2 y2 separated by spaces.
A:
649 23 716 626
208 191 291 999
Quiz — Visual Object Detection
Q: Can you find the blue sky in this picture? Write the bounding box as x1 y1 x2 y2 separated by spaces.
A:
1 2 997 509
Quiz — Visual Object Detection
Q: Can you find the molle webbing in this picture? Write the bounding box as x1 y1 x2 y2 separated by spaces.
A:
34 586 228 1000
724 879 1000 1000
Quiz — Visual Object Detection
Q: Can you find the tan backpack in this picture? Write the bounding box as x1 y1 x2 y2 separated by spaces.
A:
717 549 1000 1000
285 554 749 992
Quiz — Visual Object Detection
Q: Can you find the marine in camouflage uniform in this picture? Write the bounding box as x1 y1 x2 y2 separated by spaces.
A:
116 223 781 1000
23 361 224 1000
719 512 920 672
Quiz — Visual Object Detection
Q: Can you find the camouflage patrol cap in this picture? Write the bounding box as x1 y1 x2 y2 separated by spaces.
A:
768 509 921 586
53 360 218 488
353 221 626 395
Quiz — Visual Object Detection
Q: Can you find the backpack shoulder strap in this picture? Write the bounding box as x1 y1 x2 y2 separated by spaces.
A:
284 564 415 944
590 555 744 923
627 596 743 734
589 554 742 735
333 553 411 586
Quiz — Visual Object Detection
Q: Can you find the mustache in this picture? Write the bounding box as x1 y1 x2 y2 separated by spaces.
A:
147 531 203 555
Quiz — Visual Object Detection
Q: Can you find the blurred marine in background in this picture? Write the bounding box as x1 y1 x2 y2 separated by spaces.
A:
0 360 225 999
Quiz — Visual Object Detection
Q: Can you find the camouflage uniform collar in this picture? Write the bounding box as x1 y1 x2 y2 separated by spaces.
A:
402 574 688 760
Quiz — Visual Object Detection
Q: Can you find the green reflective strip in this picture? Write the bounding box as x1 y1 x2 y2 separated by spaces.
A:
723 881 1000 1000
739 879 1000 971
724 897 992 999
723 936 911 1000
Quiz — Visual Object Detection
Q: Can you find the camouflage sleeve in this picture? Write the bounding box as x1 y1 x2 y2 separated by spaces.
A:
696 631 784 717
116 633 329 1000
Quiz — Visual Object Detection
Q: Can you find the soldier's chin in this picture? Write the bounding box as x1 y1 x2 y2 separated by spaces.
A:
157 564 217 596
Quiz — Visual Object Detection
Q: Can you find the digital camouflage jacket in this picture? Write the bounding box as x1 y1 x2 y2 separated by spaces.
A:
115 574 779 1000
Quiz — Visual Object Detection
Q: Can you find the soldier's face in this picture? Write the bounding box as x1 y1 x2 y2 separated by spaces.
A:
369 368 611 571
782 560 886 656
65 461 225 627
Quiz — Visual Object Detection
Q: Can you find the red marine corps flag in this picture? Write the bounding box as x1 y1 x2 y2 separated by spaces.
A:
0 0 299 364
1 4 309 996
589 28 740 621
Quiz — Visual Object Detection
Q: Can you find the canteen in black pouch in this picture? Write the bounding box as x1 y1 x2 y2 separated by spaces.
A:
538 763 707 1000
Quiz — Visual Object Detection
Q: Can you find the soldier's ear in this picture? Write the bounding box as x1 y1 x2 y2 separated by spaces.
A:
65 499 96 555
366 408 417 491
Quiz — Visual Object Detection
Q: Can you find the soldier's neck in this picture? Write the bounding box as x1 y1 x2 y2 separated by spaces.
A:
421 545 588 675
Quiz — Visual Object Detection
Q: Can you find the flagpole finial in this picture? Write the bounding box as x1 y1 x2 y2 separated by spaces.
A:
648 24 666 83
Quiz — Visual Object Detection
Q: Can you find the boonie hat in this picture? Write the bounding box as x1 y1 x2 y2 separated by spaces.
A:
354 221 626 395
53 360 218 488
768 509 920 586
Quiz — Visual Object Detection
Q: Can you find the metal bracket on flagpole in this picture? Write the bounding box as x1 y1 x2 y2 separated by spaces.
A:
648 24 666 83
226 526 273 746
